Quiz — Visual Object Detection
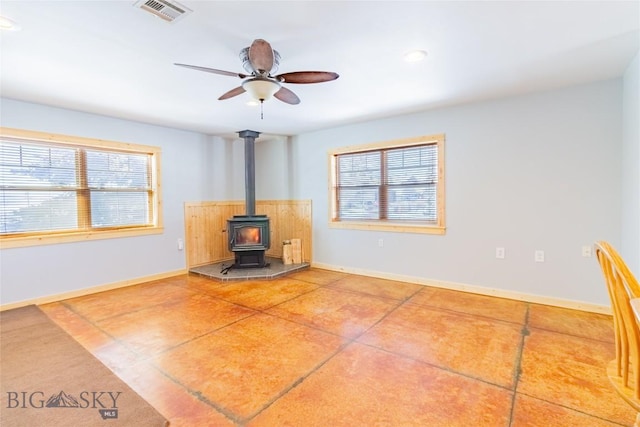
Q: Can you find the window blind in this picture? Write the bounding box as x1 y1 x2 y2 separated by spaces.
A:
337 151 381 220
0 139 153 235
335 143 438 222
86 150 152 228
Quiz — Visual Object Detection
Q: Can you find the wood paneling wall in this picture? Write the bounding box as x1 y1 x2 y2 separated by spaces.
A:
184 200 312 268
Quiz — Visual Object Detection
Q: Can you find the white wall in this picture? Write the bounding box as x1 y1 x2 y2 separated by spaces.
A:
0 77 629 308
0 98 242 305
622 51 640 276
292 80 623 307
219 134 294 205
255 135 296 201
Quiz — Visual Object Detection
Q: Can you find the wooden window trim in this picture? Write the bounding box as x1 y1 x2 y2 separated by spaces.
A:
328 134 445 235
0 127 163 248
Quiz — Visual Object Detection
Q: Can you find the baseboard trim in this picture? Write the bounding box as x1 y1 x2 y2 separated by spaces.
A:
0 269 188 311
311 262 612 315
2 263 612 315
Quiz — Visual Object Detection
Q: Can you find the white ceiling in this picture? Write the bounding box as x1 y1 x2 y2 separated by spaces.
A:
1 1 638 137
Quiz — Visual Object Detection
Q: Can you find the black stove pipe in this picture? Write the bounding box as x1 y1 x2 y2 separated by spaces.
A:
237 130 260 216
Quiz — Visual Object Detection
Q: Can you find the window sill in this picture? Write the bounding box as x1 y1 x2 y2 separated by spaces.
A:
329 220 445 235
0 226 164 249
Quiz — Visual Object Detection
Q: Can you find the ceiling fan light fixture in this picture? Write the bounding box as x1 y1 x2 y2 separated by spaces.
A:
242 78 281 102
403 49 427 63
0 16 21 31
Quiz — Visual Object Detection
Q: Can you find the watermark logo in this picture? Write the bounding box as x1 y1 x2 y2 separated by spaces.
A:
5 390 121 419
99 409 118 419
46 390 79 408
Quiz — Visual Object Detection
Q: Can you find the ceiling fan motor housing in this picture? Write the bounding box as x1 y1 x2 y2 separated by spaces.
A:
240 47 280 75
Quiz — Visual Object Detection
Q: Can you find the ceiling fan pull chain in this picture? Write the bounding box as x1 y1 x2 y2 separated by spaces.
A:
260 100 264 119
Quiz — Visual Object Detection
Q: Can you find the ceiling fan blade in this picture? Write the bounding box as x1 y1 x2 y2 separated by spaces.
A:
275 71 339 84
248 39 274 74
174 63 247 79
218 86 246 100
274 86 300 105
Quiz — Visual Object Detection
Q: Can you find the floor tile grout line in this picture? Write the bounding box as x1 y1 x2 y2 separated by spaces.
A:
56 298 251 366
193 273 417 313
244 283 324 312
188 285 323 316
290 274 349 288
526 324 615 345
165 278 615 348
147 293 371 425
222 282 415 341
260 285 413 342
257 309 358 340
43 305 192 412
321 280 424 301
54 297 258 425
284 283 412 307
353 339 515 392
356 294 416 337
515 390 633 427
148 310 263 358
52 280 518 363
512 315 630 426
59 301 213 369
316 284 416 303
144 360 245 426
357 288 523 392
56 300 152 361
507 303 530 427
186 274 330 311
141 304 358 427
402 298 528 326
242 292 412 424
244 292 520 425
57 295 265 362
240 341 353 425
256 288 521 394
56 282 204 323
256 290 399 339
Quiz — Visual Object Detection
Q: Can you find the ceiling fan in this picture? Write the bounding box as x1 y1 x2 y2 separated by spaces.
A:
174 39 339 108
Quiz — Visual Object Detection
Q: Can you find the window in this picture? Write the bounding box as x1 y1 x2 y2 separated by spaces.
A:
329 134 445 234
0 127 162 248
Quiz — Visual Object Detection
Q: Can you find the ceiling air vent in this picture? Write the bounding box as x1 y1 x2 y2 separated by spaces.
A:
134 0 192 23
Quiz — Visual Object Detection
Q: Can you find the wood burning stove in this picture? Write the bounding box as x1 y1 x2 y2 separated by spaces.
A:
224 129 271 270
227 214 270 268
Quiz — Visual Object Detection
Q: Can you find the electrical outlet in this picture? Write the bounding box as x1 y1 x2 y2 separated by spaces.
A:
535 250 545 263
378 238 384 248
495 247 505 259
582 245 592 257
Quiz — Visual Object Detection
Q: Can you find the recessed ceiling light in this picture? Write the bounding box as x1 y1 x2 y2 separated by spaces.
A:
0 16 21 31
403 49 427 63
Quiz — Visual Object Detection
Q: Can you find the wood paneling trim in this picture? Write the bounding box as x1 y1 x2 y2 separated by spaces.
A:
184 200 312 268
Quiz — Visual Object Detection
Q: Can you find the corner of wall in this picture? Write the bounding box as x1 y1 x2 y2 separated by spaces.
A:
622 50 640 276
